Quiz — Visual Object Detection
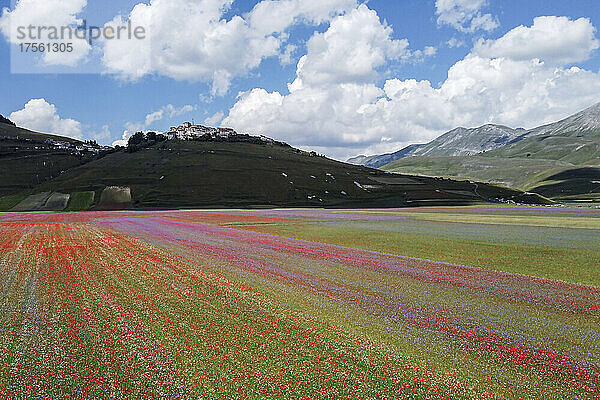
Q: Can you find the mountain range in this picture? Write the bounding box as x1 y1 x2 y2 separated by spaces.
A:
348 125 525 168
0 120 547 212
349 102 600 201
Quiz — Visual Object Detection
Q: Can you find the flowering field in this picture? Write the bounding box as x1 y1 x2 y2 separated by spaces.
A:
0 209 598 398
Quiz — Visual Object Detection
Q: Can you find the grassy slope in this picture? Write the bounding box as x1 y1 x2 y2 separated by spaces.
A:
0 193 28 211
383 155 600 199
382 155 571 189
484 129 600 165
0 123 100 196
235 208 600 286
0 123 82 143
527 167 600 199
64 191 95 211
381 130 600 199
31 141 547 209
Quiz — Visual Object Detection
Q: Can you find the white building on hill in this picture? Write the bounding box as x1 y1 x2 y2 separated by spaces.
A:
167 123 237 140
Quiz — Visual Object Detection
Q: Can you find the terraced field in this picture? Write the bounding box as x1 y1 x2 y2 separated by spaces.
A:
0 207 598 398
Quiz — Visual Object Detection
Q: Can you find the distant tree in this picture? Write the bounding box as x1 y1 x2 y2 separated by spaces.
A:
146 132 157 142
127 131 168 152
128 132 146 146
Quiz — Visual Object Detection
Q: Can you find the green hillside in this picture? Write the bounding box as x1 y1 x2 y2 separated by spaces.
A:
366 103 600 201
383 155 600 201
382 156 571 188
24 140 547 210
529 167 600 200
382 131 600 201
0 122 82 143
483 130 600 165
0 122 109 196
0 121 550 210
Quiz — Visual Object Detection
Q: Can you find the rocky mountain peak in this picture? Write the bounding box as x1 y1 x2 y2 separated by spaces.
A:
528 101 600 136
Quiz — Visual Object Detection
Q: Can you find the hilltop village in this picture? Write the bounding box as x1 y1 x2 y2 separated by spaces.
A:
126 122 291 149
0 134 109 155
167 122 237 140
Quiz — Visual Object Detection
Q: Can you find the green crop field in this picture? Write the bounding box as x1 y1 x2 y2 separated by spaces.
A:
64 191 96 211
0 193 28 212
237 206 600 286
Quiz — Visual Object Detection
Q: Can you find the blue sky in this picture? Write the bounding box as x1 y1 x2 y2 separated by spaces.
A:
1 0 600 159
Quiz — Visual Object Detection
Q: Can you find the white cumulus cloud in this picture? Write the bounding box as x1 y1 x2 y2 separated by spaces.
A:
101 0 357 95
289 5 412 89
0 0 91 66
447 37 466 48
144 104 196 127
474 16 600 65
10 99 83 139
224 12 600 160
205 111 225 126
435 0 499 33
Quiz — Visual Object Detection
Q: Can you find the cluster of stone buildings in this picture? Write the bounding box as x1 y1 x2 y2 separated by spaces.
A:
43 138 108 154
167 122 237 140
162 122 290 148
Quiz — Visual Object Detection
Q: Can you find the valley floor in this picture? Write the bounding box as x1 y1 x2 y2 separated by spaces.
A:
0 207 598 398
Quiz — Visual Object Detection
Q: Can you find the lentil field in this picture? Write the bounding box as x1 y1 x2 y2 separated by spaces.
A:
0 207 598 399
